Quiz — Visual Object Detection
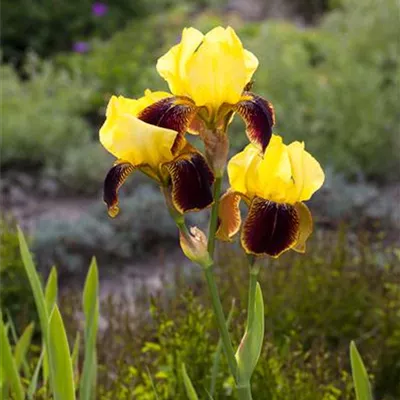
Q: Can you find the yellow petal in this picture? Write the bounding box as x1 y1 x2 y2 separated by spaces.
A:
156 28 204 96
100 96 178 168
292 202 313 253
186 27 249 109
257 135 293 202
244 49 259 84
227 143 262 197
157 26 259 112
287 141 325 202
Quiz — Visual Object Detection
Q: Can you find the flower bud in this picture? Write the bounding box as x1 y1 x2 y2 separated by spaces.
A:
179 226 212 268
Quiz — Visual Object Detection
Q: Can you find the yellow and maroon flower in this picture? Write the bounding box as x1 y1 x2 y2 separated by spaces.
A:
99 90 214 217
216 135 325 257
155 26 275 155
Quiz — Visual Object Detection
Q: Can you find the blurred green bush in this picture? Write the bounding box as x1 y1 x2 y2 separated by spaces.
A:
1 55 95 171
3 0 398 190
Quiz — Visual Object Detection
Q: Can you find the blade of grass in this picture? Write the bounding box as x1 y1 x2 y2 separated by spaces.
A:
5 309 32 378
45 267 58 315
27 348 45 399
80 258 99 400
0 313 24 400
181 363 199 400
350 341 373 400
48 306 76 400
14 322 35 371
17 227 49 340
210 299 235 397
71 331 81 387
18 227 53 391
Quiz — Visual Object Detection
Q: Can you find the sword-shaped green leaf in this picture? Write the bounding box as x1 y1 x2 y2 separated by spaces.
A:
14 322 35 371
45 267 58 315
80 258 99 400
0 313 24 400
48 306 76 400
350 341 373 400
181 363 199 400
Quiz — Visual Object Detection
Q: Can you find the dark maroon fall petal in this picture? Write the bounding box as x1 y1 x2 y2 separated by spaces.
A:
235 92 275 152
163 152 214 213
241 197 299 257
103 161 136 218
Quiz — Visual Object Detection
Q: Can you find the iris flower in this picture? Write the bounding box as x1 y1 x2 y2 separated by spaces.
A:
150 27 275 160
99 90 214 217
216 135 325 257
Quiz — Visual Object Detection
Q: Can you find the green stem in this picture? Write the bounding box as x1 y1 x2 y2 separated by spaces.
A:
207 176 222 257
204 266 238 380
204 175 239 381
237 384 253 400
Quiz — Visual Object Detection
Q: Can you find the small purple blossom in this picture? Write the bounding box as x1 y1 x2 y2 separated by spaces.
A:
73 41 90 53
92 2 108 17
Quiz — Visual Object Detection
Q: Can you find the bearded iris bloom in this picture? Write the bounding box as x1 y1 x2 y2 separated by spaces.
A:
216 135 325 257
154 26 276 157
99 90 214 217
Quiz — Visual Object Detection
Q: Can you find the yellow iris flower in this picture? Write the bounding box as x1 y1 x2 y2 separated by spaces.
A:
99 90 214 218
152 26 276 173
157 26 258 114
217 135 325 257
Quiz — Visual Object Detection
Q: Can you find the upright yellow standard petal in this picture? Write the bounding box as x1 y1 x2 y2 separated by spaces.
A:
157 26 259 113
227 135 325 205
100 95 178 168
156 28 204 96
287 141 325 202
228 143 262 197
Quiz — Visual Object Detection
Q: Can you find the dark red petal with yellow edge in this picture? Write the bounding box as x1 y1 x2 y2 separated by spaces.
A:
103 161 136 218
235 92 275 152
292 202 313 253
241 197 300 257
216 190 242 241
163 152 214 214
138 96 198 154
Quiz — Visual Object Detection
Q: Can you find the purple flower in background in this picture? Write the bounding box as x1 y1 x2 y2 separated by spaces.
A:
92 2 108 17
73 41 90 53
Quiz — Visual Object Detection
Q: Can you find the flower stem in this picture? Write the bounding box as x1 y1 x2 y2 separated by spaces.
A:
204 175 238 380
207 176 222 256
237 384 253 400
204 265 238 380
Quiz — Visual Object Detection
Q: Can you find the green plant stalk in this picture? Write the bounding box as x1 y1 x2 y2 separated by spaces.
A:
203 265 237 379
204 176 252 399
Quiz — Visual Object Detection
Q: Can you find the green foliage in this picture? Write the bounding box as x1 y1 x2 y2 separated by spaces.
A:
1 55 95 172
1 0 155 63
91 231 399 399
350 341 373 400
1 229 100 399
47 306 76 400
0 217 36 329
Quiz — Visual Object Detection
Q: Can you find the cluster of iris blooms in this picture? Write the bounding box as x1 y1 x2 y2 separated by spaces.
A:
99 26 325 398
100 26 324 260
